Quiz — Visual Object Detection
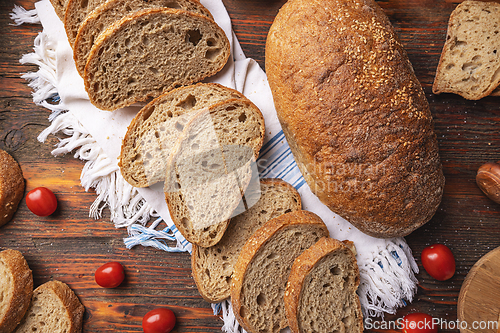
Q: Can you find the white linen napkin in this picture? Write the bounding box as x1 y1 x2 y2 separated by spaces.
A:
20 0 419 321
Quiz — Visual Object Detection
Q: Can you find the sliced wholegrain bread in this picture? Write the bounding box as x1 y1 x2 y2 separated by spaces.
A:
73 0 213 77
285 237 363 333
13 280 84 333
432 0 500 100
230 210 329 333
0 149 25 228
119 83 246 188
165 99 265 247
192 178 302 303
164 98 265 247
49 0 68 21
0 249 33 333
84 8 230 111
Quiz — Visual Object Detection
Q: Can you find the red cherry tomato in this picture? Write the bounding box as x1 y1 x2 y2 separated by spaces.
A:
401 313 438 333
94 262 125 288
25 187 57 216
142 308 176 333
421 243 456 281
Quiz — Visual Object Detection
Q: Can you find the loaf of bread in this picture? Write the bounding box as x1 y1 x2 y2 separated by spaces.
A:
285 237 363 333
13 280 84 333
164 98 265 247
0 249 33 333
73 0 213 77
119 83 246 188
266 0 445 238
0 149 25 227
230 210 329 333
433 0 500 100
191 178 302 303
84 8 230 111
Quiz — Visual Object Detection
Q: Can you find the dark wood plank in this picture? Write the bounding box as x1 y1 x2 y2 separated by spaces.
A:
1 0 499 331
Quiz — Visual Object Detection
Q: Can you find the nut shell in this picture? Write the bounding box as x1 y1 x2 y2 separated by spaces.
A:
476 161 500 204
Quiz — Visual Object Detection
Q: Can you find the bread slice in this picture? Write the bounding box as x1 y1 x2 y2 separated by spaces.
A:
13 280 84 333
84 8 230 111
192 178 302 303
433 0 500 100
284 237 363 333
49 0 68 21
0 249 33 333
119 83 246 188
230 210 329 333
73 0 213 77
64 0 106 46
0 149 25 227
164 98 265 247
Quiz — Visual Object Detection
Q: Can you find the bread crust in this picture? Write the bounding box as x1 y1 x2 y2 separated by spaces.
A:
230 210 329 333
191 178 302 303
0 249 33 333
0 149 25 227
266 0 444 238
84 8 230 111
284 238 363 333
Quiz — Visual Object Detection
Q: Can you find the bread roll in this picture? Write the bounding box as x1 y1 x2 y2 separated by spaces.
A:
266 0 445 238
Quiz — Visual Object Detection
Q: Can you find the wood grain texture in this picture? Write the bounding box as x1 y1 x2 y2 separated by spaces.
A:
0 0 499 332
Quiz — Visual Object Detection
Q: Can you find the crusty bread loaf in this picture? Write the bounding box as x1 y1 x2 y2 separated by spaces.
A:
13 280 84 333
164 98 265 247
49 0 68 21
285 237 363 333
0 149 25 227
119 83 245 188
230 210 329 333
73 0 213 77
266 0 445 238
84 8 230 111
432 0 500 100
192 178 302 303
0 249 33 333
64 0 106 46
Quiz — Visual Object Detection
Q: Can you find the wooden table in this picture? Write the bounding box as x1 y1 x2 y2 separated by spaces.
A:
1 0 499 331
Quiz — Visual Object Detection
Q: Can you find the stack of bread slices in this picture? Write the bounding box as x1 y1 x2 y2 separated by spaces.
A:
49 0 231 111
48 0 365 330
